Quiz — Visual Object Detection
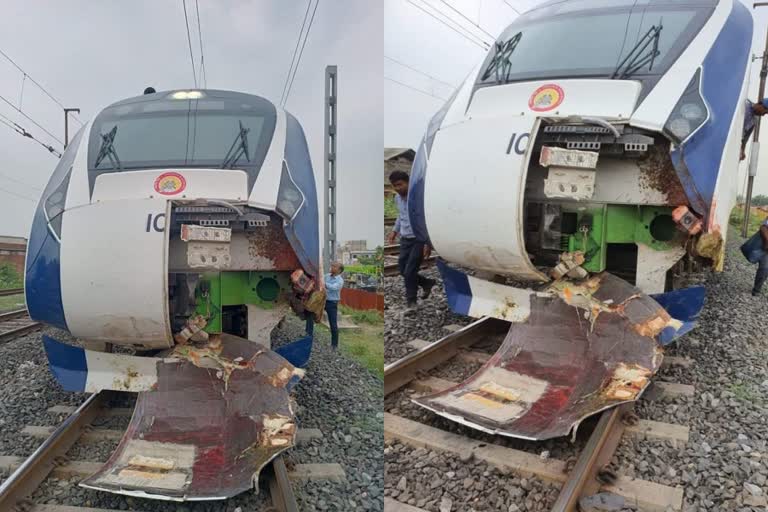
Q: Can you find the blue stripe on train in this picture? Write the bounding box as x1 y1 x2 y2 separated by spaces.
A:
42 336 87 392
436 260 473 317
673 1 752 216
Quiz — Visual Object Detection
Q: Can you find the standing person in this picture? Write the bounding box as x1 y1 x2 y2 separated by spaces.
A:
386 170 435 310
741 98 768 161
753 218 768 296
306 262 345 349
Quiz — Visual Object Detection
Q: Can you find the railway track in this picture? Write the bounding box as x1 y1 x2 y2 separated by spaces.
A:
383 244 438 276
0 288 23 297
384 317 694 512
0 309 41 343
0 390 345 512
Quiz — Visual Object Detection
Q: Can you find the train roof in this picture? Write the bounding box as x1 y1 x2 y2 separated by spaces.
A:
102 89 275 110
527 0 718 14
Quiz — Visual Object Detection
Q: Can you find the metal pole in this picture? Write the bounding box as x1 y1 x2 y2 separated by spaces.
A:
63 108 80 149
743 4 768 235
324 66 338 265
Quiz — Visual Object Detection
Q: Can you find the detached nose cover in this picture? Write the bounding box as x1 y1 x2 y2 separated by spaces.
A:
45 334 303 501
413 273 668 441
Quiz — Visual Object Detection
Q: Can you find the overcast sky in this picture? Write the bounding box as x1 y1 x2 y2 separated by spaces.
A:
384 0 768 197
0 0 382 248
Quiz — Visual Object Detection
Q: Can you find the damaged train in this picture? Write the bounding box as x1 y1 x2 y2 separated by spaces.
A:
407 0 752 440
24 89 324 500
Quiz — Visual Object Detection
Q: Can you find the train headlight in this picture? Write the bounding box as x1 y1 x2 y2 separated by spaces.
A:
170 91 205 100
276 162 305 221
663 69 708 144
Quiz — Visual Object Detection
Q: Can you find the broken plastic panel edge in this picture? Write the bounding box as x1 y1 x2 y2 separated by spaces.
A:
43 334 309 393
438 260 699 345
437 259 539 323
650 286 706 345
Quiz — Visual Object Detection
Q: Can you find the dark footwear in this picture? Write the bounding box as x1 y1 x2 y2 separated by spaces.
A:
753 289 761 297
405 300 418 313
421 279 436 300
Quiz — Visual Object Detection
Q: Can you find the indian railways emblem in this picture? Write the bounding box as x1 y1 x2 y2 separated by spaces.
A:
529 84 565 112
154 172 187 195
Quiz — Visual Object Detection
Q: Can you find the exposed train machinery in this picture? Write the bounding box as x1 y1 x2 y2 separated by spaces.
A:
16 88 329 501
404 0 751 441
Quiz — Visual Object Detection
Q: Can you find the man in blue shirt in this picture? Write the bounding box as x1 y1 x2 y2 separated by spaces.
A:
306 262 344 349
387 170 435 310
741 98 768 161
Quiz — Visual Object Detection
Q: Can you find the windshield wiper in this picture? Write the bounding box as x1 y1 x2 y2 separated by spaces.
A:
94 125 122 170
221 120 251 169
612 22 663 80
481 32 522 84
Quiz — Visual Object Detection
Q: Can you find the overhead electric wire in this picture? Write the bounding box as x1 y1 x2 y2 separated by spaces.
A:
437 0 497 40
283 0 320 106
0 171 41 192
0 109 62 158
501 0 521 14
405 0 491 50
280 0 313 106
0 93 63 146
182 0 198 88
0 185 35 202
0 47 84 126
385 76 447 101
385 55 456 88
194 0 207 88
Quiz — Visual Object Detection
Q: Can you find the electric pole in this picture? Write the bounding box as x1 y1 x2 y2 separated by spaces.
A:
324 65 338 265
743 3 768 235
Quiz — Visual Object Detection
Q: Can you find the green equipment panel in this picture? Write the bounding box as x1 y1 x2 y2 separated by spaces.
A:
194 271 291 333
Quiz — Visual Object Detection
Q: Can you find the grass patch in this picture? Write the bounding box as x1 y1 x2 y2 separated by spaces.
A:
384 195 398 219
339 324 383 379
312 319 383 378
345 264 380 276
728 383 761 403
0 293 25 313
730 204 766 235
0 264 22 290
339 304 383 325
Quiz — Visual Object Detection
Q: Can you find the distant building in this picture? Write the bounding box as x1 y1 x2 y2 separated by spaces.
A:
384 148 415 197
0 236 27 275
338 240 375 266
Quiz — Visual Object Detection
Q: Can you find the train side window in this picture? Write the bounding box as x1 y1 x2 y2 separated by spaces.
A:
45 168 72 238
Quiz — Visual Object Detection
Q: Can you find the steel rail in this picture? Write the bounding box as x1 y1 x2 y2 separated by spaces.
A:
0 391 114 510
0 308 28 322
550 404 630 511
0 321 42 343
383 255 438 277
384 316 509 395
0 288 23 297
269 455 300 512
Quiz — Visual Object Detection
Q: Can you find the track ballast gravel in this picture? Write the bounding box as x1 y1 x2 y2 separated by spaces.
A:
0 316 383 511
384 235 768 511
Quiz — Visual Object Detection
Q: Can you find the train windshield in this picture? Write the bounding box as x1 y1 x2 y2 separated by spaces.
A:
87 93 276 186
477 3 713 86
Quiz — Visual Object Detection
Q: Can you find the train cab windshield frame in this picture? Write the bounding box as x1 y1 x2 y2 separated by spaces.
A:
86 91 277 193
475 1 714 89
